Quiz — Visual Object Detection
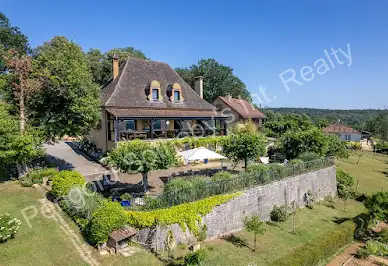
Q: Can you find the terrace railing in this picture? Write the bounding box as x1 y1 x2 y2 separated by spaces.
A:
140 157 335 210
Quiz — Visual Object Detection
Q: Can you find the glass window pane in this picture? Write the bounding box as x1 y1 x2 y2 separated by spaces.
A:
154 120 161 130
174 91 180 101
152 89 158 100
125 120 135 130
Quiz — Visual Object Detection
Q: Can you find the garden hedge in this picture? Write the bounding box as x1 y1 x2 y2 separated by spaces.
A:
271 220 356 266
86 200 126 245
51 170 85 198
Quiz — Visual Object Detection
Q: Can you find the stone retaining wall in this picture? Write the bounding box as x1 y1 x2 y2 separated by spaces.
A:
134 166 337 250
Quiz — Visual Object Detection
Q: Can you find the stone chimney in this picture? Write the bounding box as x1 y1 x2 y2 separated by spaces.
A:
194 76 204 99
226 94 232 100
113 54 119 80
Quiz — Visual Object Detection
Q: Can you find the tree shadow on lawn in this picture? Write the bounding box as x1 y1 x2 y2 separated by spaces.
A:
372 169 388 177
333 213 371 241
222 234 251 250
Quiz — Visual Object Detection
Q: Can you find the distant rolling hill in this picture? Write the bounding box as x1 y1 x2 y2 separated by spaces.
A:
265 107 387 130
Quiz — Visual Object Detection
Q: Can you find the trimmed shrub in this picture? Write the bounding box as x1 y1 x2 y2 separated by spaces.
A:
267 164 286 177
357 241 388 258
270 205 288 222
378 228 388 244
297 152 321 162
336 168 355 199
184 249 208 266
120 193 133 201
364 191 388 222
86 200 126 245
272 220 356 266
20 168 58 187
51 170 85 198
162 177 209 206
0 214 21 242
61 188 104 229
211 171 233 182
246 164 268 173
346 141 361 150
289 159 303 165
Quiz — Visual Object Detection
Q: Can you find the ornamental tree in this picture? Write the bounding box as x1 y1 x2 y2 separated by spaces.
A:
244 215 266 252
5 50 41 132
221 132 266 171
103 140 178 192
278 127 329 159
30 36 100 139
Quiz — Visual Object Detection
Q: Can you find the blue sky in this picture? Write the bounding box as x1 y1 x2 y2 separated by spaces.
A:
2 0 387 109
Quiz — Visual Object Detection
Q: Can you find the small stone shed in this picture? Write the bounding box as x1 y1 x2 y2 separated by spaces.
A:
107 227 137 253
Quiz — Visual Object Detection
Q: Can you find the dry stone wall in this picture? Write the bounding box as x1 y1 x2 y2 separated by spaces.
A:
134 166 337 249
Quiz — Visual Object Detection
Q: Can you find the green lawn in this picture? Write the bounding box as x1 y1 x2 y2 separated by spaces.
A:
0 181 162 266
336 151 388 194
0 181 87 266
2 151 387 265
201 199 365 266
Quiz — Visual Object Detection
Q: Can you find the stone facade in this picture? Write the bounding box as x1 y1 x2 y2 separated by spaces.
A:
134 166 337 249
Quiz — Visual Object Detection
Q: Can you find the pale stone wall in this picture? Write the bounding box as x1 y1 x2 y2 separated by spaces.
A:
133 166 337 250
87 108 108 152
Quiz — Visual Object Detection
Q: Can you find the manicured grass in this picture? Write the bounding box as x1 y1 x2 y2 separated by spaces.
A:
0 181 162 266
97 249 163 266
336 151 388 194
0 181 87 266
202 199 365 266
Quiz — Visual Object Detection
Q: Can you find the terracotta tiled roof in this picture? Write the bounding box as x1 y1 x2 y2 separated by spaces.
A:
106 108 226 118
101 58 215 111
323 123 360 134
217 96 266 119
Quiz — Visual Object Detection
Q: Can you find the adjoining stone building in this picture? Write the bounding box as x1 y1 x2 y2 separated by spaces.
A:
88 56 228 152
213 95 266 126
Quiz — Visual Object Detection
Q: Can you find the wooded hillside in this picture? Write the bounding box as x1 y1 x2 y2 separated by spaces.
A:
266 108 387 131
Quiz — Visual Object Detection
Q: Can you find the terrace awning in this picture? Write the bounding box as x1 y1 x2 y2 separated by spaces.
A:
179 147 226 161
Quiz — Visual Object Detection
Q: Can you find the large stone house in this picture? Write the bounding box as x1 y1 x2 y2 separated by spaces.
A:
88 56 228 152
213 96 266 126
323 122 361 142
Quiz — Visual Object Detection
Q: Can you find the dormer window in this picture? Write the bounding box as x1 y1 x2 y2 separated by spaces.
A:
152 88 159 100
148 80 162 101
170 83 183 102
174 90 181 101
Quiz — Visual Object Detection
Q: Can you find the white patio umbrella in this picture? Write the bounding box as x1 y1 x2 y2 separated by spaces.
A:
179 147 226 162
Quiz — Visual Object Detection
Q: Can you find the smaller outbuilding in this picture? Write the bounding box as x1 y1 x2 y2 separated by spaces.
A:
107 227 137 253
322 122 361 142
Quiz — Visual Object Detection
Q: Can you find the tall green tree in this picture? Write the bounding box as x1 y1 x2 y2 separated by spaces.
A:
222 132 266 170
30 36 100 139
278 127 329 159
0 102 43 175
176 59 252 103
0 13 30 71
374 114 388 141
86 47 147 85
